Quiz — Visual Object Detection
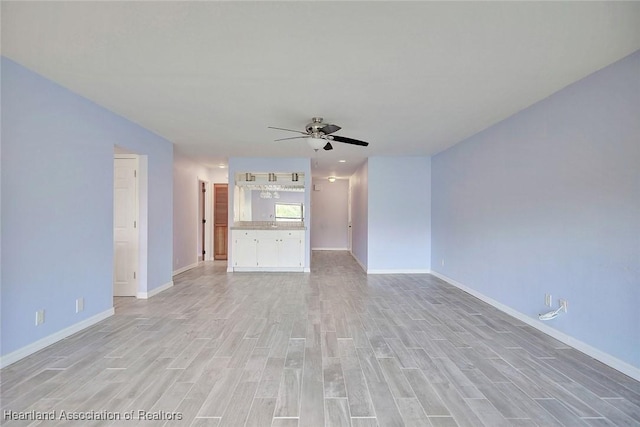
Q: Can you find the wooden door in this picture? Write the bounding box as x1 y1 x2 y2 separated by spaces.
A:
214 184 228 260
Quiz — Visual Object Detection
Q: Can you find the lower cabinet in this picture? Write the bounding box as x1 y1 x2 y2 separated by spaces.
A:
256 236 279 267
233 236 257 267
232 229 304 271
277 234 303 268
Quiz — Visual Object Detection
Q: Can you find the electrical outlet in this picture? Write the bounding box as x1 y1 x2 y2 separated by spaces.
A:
559 299 568 312
35 309 45 326
545 294 552 307
441 259 445 266
76 297 84 313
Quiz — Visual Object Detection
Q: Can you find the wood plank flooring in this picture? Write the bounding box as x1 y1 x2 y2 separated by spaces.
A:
1 251 639 426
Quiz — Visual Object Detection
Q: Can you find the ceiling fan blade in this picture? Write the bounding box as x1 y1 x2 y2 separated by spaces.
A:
330 135 369 147
320 124 341 134
274 135 309 142
323 142 333 151
268 126 308 135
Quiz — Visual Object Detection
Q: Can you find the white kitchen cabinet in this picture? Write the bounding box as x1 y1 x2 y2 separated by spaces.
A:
231 229 305 271
278 231 303 268
256 232 279 267
232 230 258 267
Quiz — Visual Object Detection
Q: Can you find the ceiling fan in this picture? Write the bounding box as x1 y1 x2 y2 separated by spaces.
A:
268 117 370 151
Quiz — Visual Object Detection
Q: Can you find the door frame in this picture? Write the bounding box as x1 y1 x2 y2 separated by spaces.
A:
348 179 353 253
197 177 213 262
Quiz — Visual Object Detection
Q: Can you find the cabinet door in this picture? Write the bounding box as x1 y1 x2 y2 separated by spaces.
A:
233 238 257 267
279 235 302 267
256 237 279 267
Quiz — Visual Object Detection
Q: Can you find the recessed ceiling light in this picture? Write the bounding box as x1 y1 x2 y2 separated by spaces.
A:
338 160 346 163
218 164 226 168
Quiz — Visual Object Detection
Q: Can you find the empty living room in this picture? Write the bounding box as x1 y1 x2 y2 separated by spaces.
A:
2 2 639 426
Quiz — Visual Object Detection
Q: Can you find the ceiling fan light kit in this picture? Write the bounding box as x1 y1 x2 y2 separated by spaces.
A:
269 117 370 151
308 137 326 150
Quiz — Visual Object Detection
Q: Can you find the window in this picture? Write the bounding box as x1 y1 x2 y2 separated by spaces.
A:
275 203 303 222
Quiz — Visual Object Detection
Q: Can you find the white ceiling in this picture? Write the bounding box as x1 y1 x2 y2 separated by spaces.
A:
3 2 640 178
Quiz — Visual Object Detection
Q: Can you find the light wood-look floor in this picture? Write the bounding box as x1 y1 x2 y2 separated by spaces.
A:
2 251 639 426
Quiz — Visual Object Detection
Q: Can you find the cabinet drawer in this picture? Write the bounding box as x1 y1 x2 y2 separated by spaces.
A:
255 230 278 241
281 230 303 239
254 230 303 241
232 230 257 240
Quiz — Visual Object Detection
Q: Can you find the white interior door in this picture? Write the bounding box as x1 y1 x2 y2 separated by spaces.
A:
114 156 138 297
198 181 205 261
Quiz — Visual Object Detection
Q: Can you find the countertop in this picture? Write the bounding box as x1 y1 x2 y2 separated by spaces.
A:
230 221 306 230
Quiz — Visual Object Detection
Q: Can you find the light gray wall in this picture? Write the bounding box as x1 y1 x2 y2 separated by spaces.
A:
367 157 431 272
350 161 369 269
311 178 349 250
432 50 640 370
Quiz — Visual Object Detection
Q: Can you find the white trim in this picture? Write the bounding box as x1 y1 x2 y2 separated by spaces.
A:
205 181 213 261
303 267 311 273
430 270 640 382
173 262 199 276
137 281 173 299
196 177 213 263
312 247 349 251
0 308 115 369
137 155 149 295
367 269 431 274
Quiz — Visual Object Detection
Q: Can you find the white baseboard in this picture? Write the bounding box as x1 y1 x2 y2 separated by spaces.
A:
232 267 305 273
430 270 640 382
137 281 173 299
368 269 431 274
0 308 115 369
312 247 349 251
173 262 199 276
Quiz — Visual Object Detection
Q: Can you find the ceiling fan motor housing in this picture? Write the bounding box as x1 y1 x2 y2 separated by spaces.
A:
305 117 326 134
